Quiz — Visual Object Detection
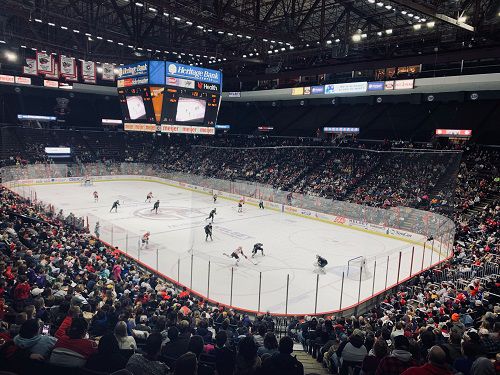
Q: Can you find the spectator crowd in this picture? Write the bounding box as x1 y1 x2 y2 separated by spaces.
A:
0 133 498 375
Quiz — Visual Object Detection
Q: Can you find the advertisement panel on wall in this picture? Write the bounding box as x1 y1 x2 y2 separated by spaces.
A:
311 85 324 94
291 87 304 95
367 81 385 91
435 129 472 137
394 79 414 90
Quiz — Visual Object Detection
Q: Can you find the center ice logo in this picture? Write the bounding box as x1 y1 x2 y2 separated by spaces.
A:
133 206 205 220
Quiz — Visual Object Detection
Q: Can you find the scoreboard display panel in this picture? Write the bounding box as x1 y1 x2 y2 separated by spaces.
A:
162 86 220 126
117 61 222 133
117 86 156 123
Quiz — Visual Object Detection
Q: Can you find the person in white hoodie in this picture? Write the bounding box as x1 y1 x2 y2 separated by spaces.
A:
13 319 57 360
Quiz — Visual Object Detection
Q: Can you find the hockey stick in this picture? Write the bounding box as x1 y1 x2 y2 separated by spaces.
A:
246 256 257 265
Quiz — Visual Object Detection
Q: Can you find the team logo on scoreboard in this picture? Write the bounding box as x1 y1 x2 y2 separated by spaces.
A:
168 63 177 75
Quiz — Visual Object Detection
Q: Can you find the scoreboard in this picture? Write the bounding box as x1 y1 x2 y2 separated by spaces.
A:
116 61 222 134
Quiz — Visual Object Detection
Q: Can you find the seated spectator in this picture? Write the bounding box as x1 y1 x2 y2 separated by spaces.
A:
235 335 261 375
376 335 417 375
115 321 137 350
261 336 304 375
162 326 189 359
51 317 97 360
361 339 388 375
453 338 495 375
253 324 267 347
174 351 197 375
126 333 168 375
187 335 213 375
214 330 235 375
257 332 279 358
12 319 56 359
85 333 128 373
337 329 367 370
402 345 453 375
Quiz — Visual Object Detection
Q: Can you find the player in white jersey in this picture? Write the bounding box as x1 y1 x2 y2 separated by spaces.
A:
223 246 248 266
145 192 153 203
93 191 99 203
141 232 150 249
238 199 244 213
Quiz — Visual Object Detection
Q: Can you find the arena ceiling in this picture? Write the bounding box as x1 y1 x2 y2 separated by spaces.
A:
1 0 500 75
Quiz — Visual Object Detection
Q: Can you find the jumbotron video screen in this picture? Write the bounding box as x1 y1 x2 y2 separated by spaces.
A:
118 84 220 126
162 85 220 126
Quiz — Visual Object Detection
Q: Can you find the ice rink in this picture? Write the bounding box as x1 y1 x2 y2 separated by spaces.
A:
14 179 444 315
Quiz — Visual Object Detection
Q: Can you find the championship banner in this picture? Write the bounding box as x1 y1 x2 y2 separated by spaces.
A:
101 63 115 81
65 65 78 82
36 52 53 73
81 60 96 83
23 58 38 76
45 58 59 79
60 56 76 77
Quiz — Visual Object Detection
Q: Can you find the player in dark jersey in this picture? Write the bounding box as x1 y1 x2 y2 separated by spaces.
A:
251 243 264 257
213 194 217 203
151 199 160 214
204 223 213 241
110 200 120 213
259 199 264 209
314 255 328 273
205 208 216 222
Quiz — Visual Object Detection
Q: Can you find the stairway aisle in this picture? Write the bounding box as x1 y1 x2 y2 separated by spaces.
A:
293 344 330 375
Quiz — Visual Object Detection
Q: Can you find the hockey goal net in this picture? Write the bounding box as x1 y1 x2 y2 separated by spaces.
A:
80 176 93 186
347 256 372 280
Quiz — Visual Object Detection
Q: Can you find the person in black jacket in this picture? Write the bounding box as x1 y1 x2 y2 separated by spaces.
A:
162 326 189 359
85 334 128 373
261 336 304 375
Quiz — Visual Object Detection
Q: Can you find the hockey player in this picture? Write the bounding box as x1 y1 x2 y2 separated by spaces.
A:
110 200 120 213
205 208 216 222
94 221 100 239
238 199 244 213
141 231 150 249
259 199 264 209
145 192 153 203
93 191 99 203
224 246 248 266
213 194 217 203
251 243 264 257
314 255 328 274
204 222 213 241
151 199 160 214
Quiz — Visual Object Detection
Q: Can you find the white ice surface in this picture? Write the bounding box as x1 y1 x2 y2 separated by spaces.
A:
15 180 444 315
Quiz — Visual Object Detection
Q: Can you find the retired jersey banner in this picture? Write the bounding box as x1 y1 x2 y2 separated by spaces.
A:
60 56 76 77
45 58 59 79
101 63 115 81
81 60 96 83
23 58 38 76
36 52 53 73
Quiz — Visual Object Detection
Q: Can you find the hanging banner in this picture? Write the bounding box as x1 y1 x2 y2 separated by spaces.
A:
36 52 53 73
81 60 96 83
23 58 38 76
102 63 115 81
60 56 76 77
45 58 59 79
65 65 78 82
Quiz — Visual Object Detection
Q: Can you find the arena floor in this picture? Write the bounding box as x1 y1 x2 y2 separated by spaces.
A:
14 180 441 315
